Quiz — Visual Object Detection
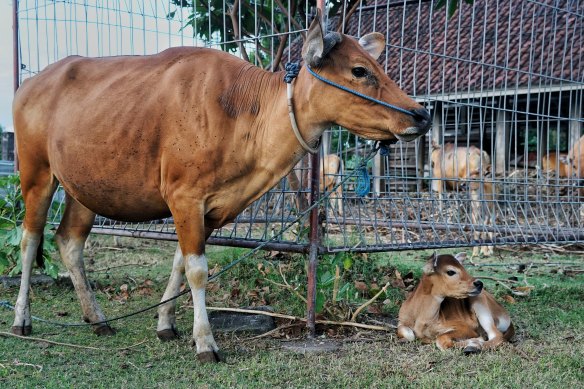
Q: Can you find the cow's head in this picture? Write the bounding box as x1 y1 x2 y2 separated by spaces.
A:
422 252 483 298
562 154 581 181
300 12 431 144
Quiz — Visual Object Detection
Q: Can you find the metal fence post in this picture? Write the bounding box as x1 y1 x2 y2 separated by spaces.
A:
306 150 321 337
12 0 19 172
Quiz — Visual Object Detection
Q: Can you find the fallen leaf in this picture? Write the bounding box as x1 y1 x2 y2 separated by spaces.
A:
367 305 381 314
354 280 368 292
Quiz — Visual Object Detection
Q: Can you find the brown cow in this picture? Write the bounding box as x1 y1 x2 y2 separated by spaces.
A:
541 152 571 178
287 153 344 216
11 14 430 362
565 135 584 195
320 154 344 216
286 154 343 216
397 252 514 353
431 142 496 257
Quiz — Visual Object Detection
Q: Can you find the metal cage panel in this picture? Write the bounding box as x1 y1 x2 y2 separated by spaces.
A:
15 0 584 253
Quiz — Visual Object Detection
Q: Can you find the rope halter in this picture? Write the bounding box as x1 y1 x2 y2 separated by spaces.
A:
283 63 320 154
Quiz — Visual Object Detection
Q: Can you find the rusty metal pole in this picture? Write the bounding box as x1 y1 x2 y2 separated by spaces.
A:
306 150 321 337
306 0 325 338
13 0 20 171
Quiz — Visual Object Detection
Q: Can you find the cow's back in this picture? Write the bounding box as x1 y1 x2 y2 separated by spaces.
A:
13 47 246 221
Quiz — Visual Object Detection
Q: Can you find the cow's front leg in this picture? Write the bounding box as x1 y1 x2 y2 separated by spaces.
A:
170 202 220 363
157 245 184 340
436 326 481 352
185 252 220 362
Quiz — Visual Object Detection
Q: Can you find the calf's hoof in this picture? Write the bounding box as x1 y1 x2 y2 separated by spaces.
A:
11 325 32 336
157 327 180 341
93 323 116 336
463 345 481 355
197 350 223 363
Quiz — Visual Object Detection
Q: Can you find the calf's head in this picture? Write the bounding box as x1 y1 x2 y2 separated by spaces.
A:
300 14 431 143
422 252 483 298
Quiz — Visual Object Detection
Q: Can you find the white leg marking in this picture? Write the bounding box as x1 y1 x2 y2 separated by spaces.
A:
473 303 499 340
56 235 106 323
157 245 184 332
12 229 41 329
185 253 218 355
497 315 511 333
397 325 416 341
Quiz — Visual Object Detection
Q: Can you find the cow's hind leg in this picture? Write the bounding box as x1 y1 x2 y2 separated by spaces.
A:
12 173 58 335
156 244 184 340
55 194 114 335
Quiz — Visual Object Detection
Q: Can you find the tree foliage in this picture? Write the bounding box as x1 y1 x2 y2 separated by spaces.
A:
167 0 361 70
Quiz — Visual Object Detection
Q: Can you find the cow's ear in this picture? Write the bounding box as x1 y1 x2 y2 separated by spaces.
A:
302 10 325 67
454 252 467 264
358 33 385 60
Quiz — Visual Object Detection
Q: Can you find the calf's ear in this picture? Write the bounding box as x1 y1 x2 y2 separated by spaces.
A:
422 252 439 274
422 262 435 275
454 252 467 264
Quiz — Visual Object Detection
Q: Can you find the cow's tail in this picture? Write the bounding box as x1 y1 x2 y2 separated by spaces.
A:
35 234 45 269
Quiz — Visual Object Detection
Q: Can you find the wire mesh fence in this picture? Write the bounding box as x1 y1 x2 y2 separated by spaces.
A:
15 0 584 254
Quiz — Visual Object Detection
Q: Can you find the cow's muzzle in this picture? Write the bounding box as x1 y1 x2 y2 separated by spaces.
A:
469 279 484 296
395 108 431 142
411 108 432 133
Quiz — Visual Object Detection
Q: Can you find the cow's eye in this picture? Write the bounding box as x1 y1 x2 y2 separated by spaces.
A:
446 270 456 276
352 67 368 78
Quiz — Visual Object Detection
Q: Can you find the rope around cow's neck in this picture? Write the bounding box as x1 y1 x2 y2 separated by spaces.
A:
284 63 320 154
0 143 387 328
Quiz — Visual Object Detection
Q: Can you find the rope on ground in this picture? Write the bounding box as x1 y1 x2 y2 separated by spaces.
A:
0 331 148 352
206 307 394 332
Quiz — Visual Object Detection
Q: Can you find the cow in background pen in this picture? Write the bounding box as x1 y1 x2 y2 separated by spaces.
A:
541 152 571 178
431 141 496 257
563 135 584 197
286 153 344 217
320 154 344 217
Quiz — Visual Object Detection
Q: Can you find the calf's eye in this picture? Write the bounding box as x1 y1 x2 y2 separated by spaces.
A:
352 67 368 78
446 270 456 276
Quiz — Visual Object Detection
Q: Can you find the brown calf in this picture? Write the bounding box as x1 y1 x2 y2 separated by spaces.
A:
397 253 514 353
431 142 496 257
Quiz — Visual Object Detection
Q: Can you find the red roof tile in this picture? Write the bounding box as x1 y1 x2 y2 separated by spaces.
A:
300 0 584 97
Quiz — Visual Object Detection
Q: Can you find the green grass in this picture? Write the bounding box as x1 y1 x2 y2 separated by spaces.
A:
1 237 583 388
